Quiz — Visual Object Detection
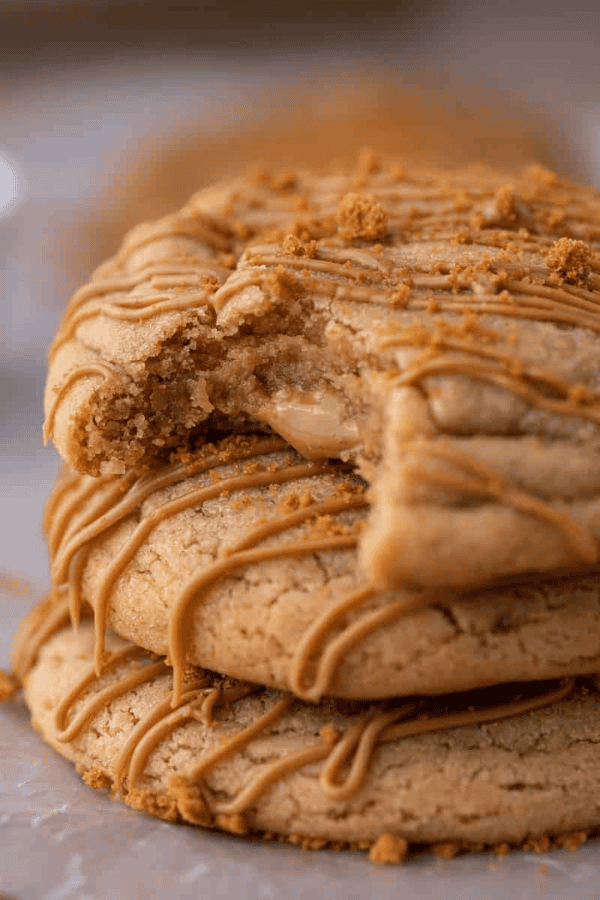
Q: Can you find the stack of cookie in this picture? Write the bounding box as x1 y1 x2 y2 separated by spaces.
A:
13 157 600 860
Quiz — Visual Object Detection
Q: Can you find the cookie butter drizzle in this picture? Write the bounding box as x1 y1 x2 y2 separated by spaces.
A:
47 436 435 702
43 289 223 449
402 442 598 565
139 670 571 820
23 627 576 828
48 264 226 362
43 244 230 446
43 362 123 445
12 593 73 684
387 331 600 428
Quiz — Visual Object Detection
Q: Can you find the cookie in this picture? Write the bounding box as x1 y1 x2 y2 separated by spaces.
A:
43 161 600 594
15 612 598 853
44 433 600 703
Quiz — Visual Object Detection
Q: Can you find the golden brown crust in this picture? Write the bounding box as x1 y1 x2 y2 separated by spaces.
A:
41 435 600 702
21 617 598 852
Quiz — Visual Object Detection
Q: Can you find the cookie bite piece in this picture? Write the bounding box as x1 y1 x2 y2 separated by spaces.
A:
44 160 600 592
44 434 600 703
13 607 597 854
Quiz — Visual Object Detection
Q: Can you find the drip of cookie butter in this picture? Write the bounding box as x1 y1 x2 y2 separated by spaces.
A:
91 460 336 676
52 435 287 573
57 264 224 344
318 702 419 801
289 588 437 702
124 682 230 792
191 677 577 821
48 261 227 363
118 680 258 795
390 336 600 428
112 212 234 263
47 472 139 578
44 468 101 556
0 670 18 701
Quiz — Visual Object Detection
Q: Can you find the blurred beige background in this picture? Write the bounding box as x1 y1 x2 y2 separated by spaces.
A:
2 0 600 356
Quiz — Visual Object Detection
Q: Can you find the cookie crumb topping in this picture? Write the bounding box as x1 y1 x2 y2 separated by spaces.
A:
545 237 591 285
337 192 389 242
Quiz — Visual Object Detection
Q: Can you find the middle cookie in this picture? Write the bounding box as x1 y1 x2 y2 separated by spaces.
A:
46 434 600 702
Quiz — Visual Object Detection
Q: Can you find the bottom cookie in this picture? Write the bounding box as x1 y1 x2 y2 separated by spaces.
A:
12 612 600 857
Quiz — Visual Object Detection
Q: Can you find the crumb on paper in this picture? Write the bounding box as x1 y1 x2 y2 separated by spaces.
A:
0 670 18 702
369 832 408 864
0 571 35 595
431 842 461 860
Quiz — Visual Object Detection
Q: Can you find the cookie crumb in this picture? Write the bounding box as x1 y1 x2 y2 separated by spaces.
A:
523 835 550 853
0 572 34 595
525 163 558 185
283 234 317 258
271 172 297 193
478 184 522 229
319 723 341 748
545 237 591 285
0 670 18 702
82 766 112 790
337 193 389 241
219 252 237 269
287 834 329 852
493 841 511 858
215 812 249 835
369 832 408 864
128 788 179 822
169 775 212 827
389 284 411 308
432 842 461 860
561 830 587 851
355 147 381 175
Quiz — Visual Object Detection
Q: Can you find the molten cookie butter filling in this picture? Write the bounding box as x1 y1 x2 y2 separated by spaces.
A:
255 386 360 460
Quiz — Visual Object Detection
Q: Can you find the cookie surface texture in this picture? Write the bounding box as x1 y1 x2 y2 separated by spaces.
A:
44 161 600 592
44 434 600 702
17 617 600 850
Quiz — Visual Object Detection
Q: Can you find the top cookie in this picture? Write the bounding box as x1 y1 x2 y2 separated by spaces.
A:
45 158 600 591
